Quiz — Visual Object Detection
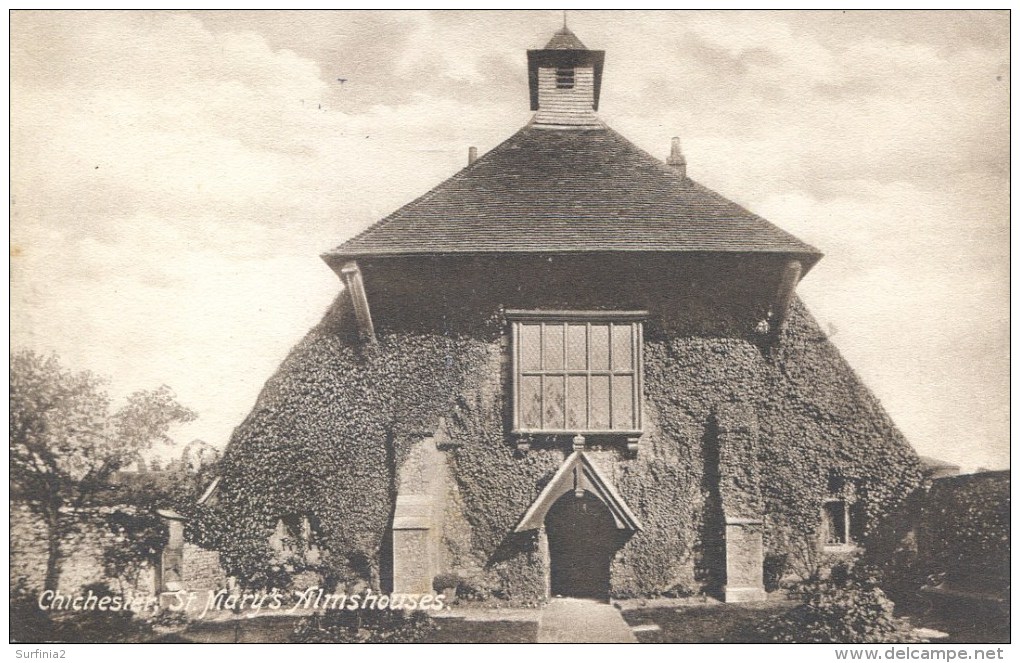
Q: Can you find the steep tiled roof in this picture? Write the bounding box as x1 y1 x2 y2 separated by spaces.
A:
325 125 822 266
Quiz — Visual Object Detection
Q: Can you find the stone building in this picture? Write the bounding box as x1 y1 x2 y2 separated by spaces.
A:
210 27 922 603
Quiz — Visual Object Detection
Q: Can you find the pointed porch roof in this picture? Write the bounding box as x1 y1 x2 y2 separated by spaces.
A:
515 450 643 532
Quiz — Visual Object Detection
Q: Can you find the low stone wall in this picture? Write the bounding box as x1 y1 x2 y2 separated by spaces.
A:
10 501 225 602
181 543 227 591
9 502 156 596
916 471 1010 595
11 502 50 593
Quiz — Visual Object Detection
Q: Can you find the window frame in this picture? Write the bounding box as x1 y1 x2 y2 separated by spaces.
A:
274 514 321 553
507 310 645 436
821 476 862 551
822 499 850 547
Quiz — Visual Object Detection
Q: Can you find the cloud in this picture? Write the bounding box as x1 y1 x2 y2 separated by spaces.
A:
10 11 1009 471
754 175 1008 470
10 10 531 451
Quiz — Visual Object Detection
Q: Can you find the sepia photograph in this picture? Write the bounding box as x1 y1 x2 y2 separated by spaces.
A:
9 9 1010 649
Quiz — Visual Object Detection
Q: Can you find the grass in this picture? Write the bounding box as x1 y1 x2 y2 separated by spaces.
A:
622 601 793 644
169 613 539 643
897 597 1010 644
623 596 1011 644
176 614 305 643
426 617 539 643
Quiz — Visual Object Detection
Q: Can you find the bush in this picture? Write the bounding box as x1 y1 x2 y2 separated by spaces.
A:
143 606 192 632
10 583 57 643
457 577 495 602
753 563 920 643
660 581 698 598
918 473 1010 594
432 573 461 594
290 608 436 643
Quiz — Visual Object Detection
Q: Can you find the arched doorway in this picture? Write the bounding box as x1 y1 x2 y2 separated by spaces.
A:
545 492 619 601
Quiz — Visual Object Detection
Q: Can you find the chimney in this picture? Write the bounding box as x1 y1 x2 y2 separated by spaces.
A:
468 146 478 165
667 136 687 179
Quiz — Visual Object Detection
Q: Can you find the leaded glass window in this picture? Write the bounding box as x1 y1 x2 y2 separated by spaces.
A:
511 312 643 434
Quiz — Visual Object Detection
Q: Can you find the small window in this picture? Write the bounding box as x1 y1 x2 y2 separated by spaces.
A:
822 501 848 545
822 474 862 548
511 313 643 434
272 514 320 553
555 67 575 89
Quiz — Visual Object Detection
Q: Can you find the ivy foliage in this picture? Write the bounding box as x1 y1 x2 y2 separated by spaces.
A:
199 293 922 602
191 298 496 588
759 300 923 574
917 472 1010 592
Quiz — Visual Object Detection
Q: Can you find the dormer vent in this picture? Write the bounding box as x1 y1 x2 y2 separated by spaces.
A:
556 67 575 89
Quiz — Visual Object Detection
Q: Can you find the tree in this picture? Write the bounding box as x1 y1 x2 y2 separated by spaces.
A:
9 350 196 591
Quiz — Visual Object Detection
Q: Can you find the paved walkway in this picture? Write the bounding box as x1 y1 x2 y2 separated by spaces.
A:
537 598 638 643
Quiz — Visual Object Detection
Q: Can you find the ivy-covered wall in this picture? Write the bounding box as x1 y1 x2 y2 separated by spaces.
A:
916 471 1010 594
204 255 922 602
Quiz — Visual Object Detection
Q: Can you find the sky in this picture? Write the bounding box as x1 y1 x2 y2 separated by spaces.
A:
10 10 1009 471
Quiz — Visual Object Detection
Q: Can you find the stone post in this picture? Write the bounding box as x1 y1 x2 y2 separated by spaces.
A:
391 426 453 594
714 402 767 602
391 495 434 594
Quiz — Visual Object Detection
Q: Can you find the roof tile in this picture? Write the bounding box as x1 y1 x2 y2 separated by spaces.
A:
325 125 822 265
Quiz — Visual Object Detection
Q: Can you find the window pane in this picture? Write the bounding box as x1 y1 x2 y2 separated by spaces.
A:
520 375 542 429
612 324 633 371
590 324 609 370
849 502 866 543
520 324 541 371
544 324 564 370
566 375 587 430
827 471 845 496
823 502 847 545
612 375 634 429
590 375 610 429
544 375 565 429
566 324 587 370
515 317 643 433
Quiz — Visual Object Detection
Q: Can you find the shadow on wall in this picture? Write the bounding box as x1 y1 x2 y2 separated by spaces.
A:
698 418 726 597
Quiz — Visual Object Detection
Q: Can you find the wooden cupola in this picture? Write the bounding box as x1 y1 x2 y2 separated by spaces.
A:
527 27 605 128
